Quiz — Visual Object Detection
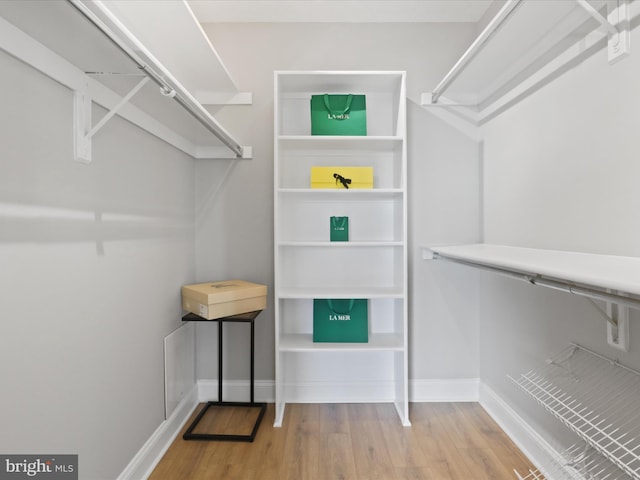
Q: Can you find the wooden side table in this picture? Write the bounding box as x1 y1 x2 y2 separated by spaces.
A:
181 310 267 442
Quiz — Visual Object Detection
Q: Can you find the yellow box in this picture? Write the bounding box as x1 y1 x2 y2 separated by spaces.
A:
310 166 373 189
182 280 267 320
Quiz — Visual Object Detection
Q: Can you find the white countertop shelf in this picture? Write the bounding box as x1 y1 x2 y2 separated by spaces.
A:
426 244 640 298
278 188 403 195
278 241 403 248
279 333 405 352
277 286 404 299
278 135 403 146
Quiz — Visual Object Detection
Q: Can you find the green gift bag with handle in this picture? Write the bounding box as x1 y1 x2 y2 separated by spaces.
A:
310 94 367 136
330 216 349 241
313 298 368 342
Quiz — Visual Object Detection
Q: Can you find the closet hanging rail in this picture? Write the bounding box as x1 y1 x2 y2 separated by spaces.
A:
68 0 244 158
430 0 522 104
430 252 640 311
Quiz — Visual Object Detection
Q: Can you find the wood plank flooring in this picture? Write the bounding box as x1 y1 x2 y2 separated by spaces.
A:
149 402 535 480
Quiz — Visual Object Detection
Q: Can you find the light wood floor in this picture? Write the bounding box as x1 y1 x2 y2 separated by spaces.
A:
149 402 535 480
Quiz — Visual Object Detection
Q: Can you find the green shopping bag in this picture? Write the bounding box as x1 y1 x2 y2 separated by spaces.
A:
330 216 349 242
313 299 368 342
310 94 367 136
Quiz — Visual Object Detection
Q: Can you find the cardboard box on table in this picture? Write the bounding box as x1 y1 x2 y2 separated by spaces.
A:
182 280 267 320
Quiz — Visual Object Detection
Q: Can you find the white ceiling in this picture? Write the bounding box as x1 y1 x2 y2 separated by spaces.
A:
187 0 496 24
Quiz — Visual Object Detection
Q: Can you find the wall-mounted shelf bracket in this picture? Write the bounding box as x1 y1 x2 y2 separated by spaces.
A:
607 296 630 351
582 296 629 351
73 75 149 164
576 0 630 63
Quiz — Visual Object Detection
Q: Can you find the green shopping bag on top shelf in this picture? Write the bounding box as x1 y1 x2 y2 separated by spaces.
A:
313 298 368 343
310 94 367 136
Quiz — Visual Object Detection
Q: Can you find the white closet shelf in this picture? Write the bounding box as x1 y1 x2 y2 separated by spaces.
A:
278 188 403 195
424 244 640 301
0 0 250 161
275 70 406 93
278 135 403 145
421 0 632 124
511 343 640 479
278 241 403 247
278 286 404 299
279 333 405 352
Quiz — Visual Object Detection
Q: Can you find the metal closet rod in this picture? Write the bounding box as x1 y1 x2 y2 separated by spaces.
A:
433 253 640 310
68 0 244 158
431 0 523 104
431 0 618 105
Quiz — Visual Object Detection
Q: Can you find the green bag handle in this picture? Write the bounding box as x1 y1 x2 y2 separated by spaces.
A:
331 217 347 229
327 299 356 315
323 94 353 116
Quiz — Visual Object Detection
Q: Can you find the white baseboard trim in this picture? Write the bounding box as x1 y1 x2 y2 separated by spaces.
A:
196 378 481 404
116 385 198 480
478 382 566 477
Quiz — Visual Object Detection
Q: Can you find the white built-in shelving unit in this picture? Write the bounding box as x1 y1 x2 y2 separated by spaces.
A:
274 71 408 427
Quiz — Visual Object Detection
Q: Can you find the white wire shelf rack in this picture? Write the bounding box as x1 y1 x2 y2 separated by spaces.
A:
510 344 640 479
515 442 631 480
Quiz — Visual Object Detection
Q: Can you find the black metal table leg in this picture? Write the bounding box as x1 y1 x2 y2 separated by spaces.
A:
181 311 267 442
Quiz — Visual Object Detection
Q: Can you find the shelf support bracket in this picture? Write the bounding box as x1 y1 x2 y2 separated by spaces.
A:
576 0 630 63
532 278 630 351
607 301 629 351
73 75 150 163
584 297 618 329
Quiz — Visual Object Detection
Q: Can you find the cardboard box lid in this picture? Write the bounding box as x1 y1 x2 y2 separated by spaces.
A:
182 280 267 305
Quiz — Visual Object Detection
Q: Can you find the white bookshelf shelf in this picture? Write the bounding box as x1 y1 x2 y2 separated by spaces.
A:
278 188 403 194
278 241 404 248
278 286 404 299
278 135 403 145
279 333 405 352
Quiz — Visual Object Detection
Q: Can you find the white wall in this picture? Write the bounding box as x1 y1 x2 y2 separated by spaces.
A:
0 48 195 478
193 22 483 386
478 11 640 452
